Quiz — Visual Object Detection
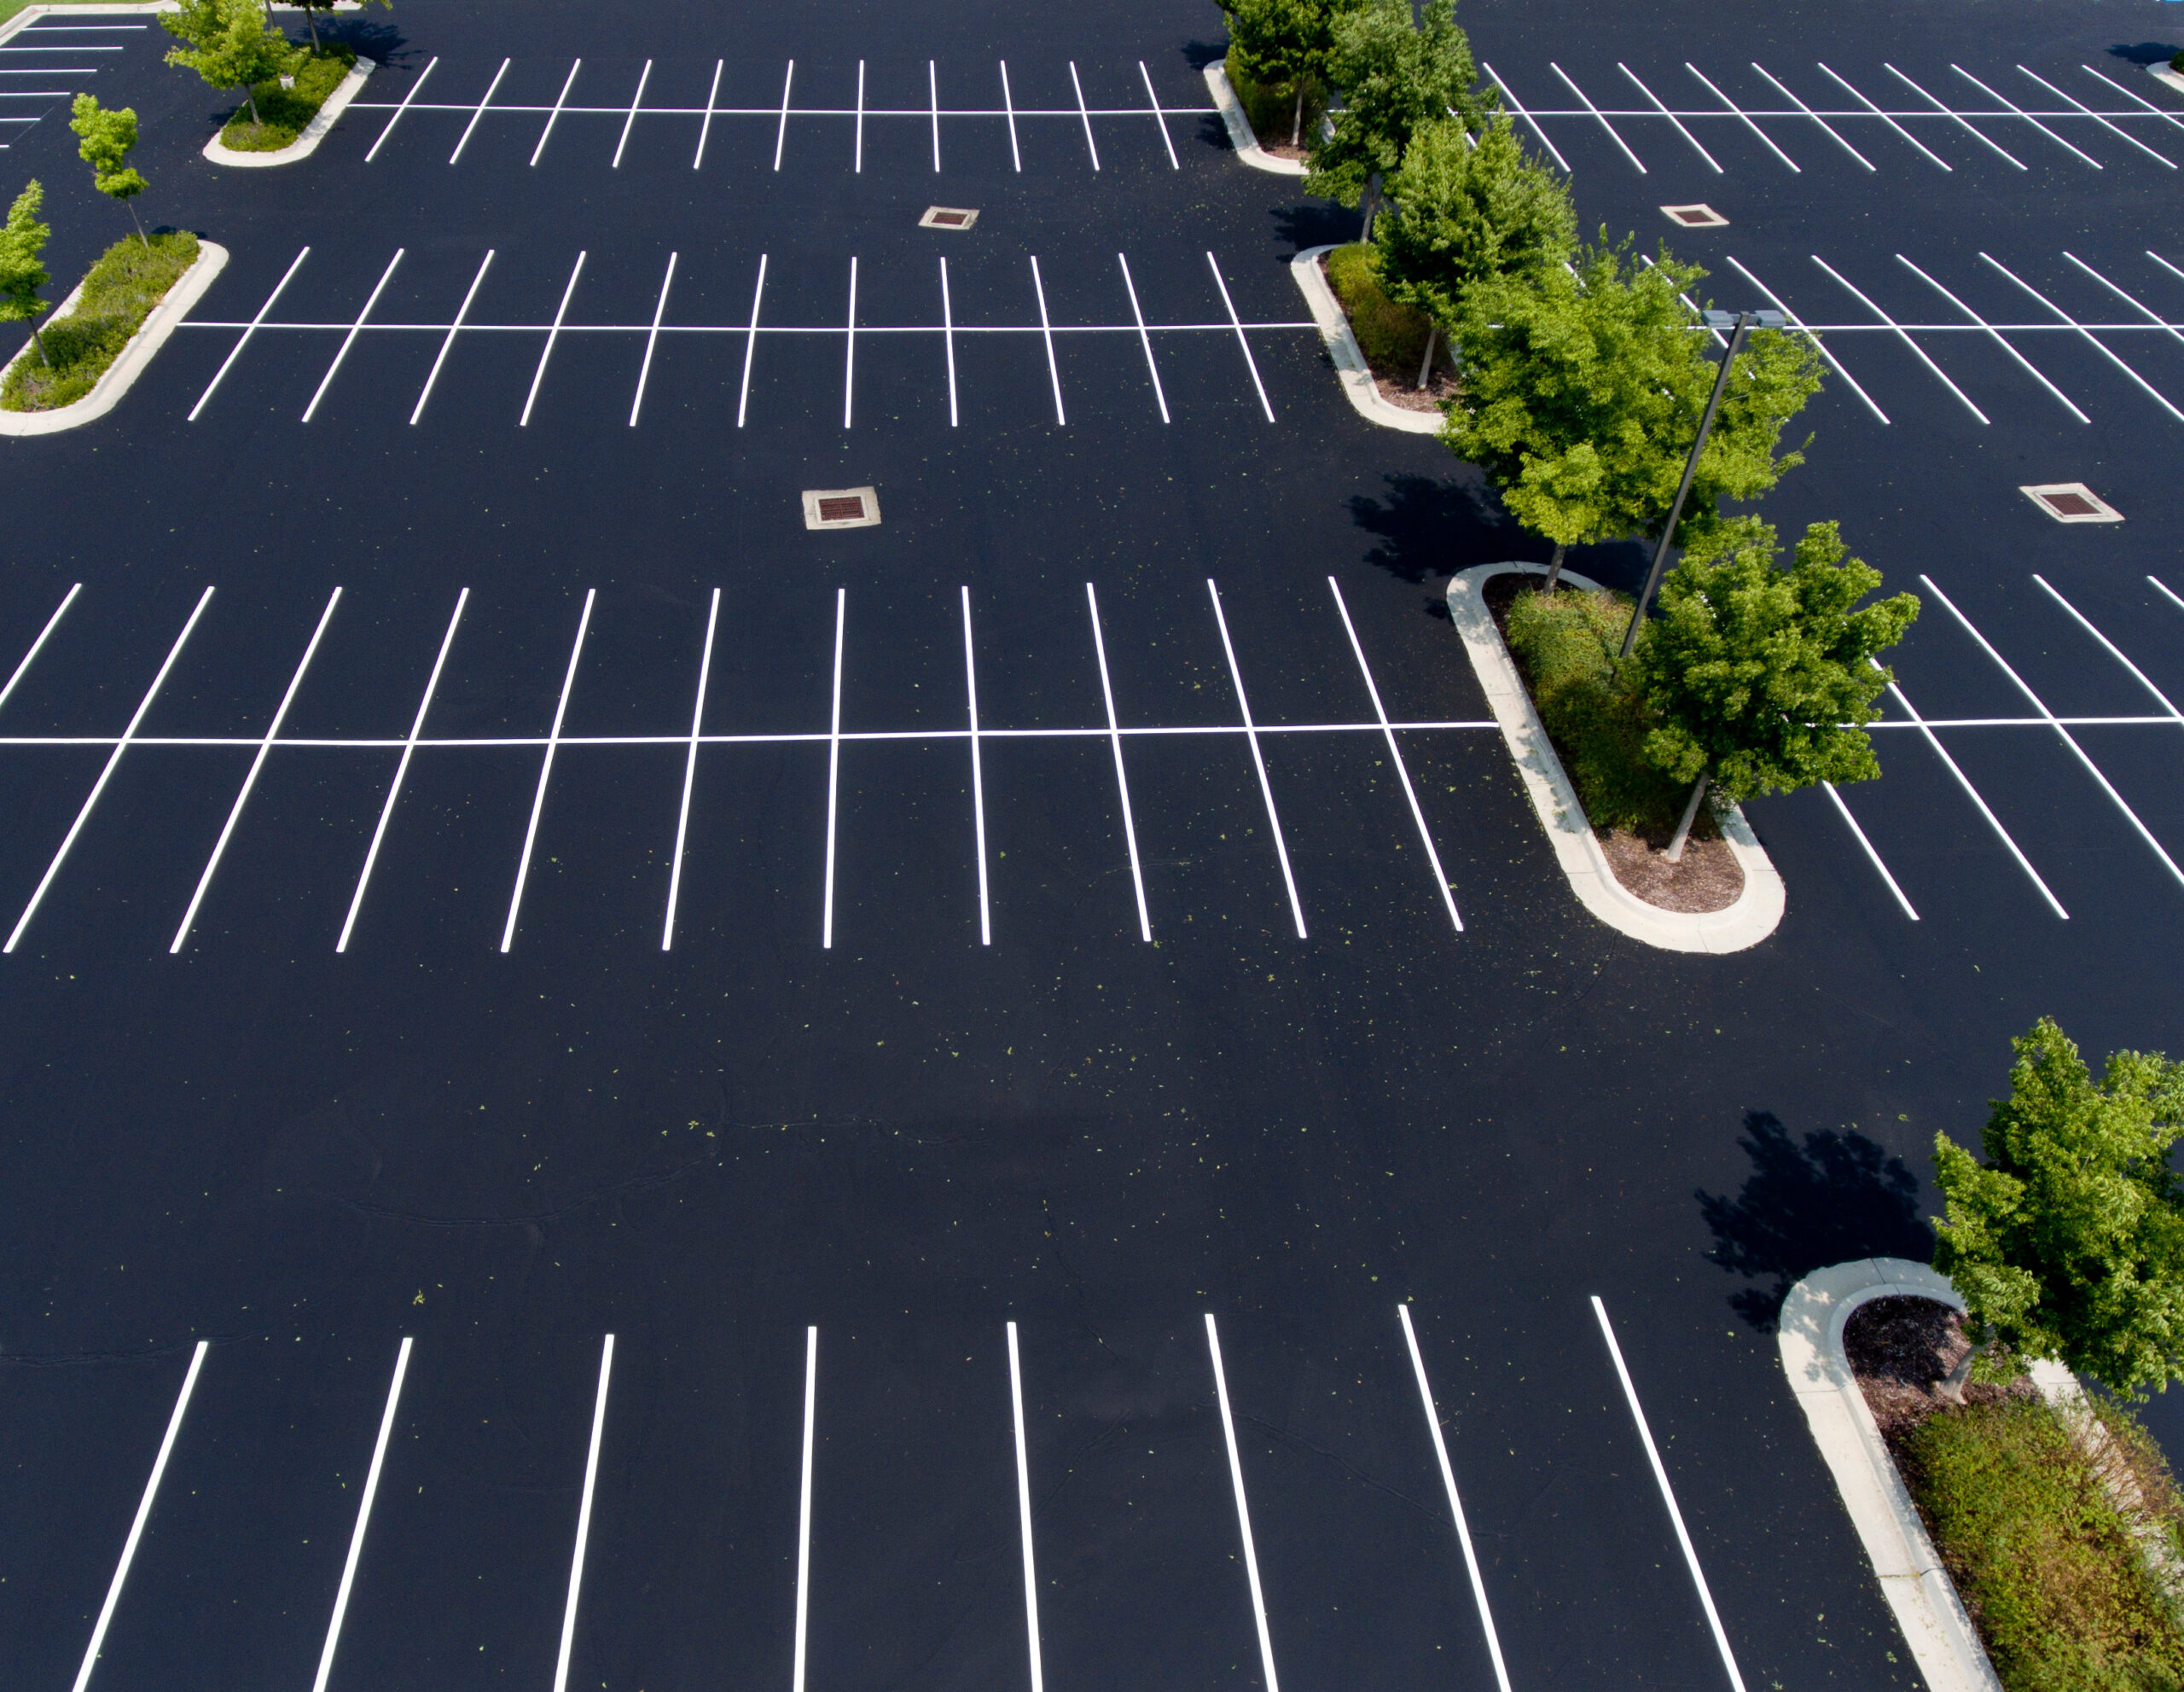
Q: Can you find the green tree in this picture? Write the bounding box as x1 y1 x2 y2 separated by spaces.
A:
1632 515 1918 855
1223 0 1354 148
1933 1017 2184 1401
1306 0 1486 239
69 95 148 249
164 0 297 130
0 180 51 368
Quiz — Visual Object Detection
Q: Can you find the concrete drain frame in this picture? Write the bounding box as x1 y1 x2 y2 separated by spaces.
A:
803 487 881 531
2020 482 2123 524
1661 203 1728 228
920 206 979 230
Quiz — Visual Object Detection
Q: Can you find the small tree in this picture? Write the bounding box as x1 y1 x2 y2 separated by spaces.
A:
0 179 52 368
1306 0 1486 240
164 0 297 130
1223 0 1354 148
1933 1017 2184 1401
1632 515 1919 856
69 95 148 249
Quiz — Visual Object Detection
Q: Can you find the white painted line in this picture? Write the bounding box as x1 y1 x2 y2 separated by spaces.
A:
521 250 585 427
1029 255 1065 425
962 586 992 946
1749 61 1873 168
1723 254 1890 423
773 59 793 170
928 59 940 171
2067 251 2184 354
1006 1323 1047 1692
1591 1298 1746 1692
842 256 857 429
302 248 402 423
69 1340 208 1692
693 58 722 168
662 587 720 951
410 248 493 425
0 581 78 715
550 1335 614 1692
1204 1314 1283 1692
1479 61 1571 172
1141 60 1179 168
1116 252 1170 423
1207 579 1306 938
1953 65 2101 167
2036 575 2184 727
1896 253 2088 422
1821 781 1919 920
2079 63 2184 139
1885 64 2025 169
999 60 1021 172
1642 253 1726 348
1397 1306 1511 1692
500 590 595 953
531 58 579 166
308 1337 413 1692
821 590 845 950
1923 573 2184 891
738 253 767 428
1084 583 1152 941
2152 576 2184 617
1327 577 1462 932
170 587 341 952
339 589 466 952
1551 61 1645 170
793 1328 817 1692
629 251 678 427
1683 62 1798 170
189 244 308 422
611 58 651 168
447 56 508 165
2017 66 2172 166
6 585 213 953
854 59 865 172
1809 253 1984 422
1815 62 1950 169
1206 252 1276 422
1622 63 1718 169
1981 251 2184 422
1874 657 2068 917
1069 60 1101 169
939 257 959 427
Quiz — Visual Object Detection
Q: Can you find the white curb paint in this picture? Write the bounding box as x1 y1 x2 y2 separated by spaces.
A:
2151 65 2184 98
1446 562 1785 952
1779 1260 2002 1692
204 56 374 166
0 240 227 437
1205 61 1307 177
1290 245 1443 434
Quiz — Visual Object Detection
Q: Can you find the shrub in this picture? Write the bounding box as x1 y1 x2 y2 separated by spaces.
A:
1323 241 1432 379
2 228 196 410
1225 59 1327 151
219 44 353 151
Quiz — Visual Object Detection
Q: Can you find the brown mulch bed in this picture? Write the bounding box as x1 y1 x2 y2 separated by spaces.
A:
1262 139 1309 160
1844 1294 2036 1443
1370 368 1460 412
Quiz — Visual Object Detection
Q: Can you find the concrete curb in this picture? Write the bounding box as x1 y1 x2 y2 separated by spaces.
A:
204 55 373 166
1289 246 1443 434
2152 65 2184 98
1444 562 1786 953
1204 61 1308 177
0 240 228 436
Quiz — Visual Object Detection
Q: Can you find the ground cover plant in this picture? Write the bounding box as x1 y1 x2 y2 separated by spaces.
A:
216 43 354 151
2 227 198 411
1323 241 1435 385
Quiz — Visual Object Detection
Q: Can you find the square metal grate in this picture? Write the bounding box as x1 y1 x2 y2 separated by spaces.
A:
802 487 881 531
920 206 979 230
2020 482 2123 524
1661 203 1728 228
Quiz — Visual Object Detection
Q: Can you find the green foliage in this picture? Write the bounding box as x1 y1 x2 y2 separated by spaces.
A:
69 94 146 243
1934 1018 2184 1399
1633 515 1917 802
1903 1398 2184 1689
1306 0 1485 209
1225 60 1327 151
2 229 196 411
0 179 50 338
1374 113 1574 326
1223 0 1355 143
1323 241 1434 378
216 44 355 151
164 0 299 124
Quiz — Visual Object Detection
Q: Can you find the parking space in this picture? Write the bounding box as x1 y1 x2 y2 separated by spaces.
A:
0 17 141 150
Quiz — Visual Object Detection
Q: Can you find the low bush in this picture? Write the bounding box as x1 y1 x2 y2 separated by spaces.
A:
1225 61 1327 153
219 44 353 152
1324 241 1434 381
2 229 198 412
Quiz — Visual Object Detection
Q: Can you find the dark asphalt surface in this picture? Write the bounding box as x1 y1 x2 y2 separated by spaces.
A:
5 0 2184 1687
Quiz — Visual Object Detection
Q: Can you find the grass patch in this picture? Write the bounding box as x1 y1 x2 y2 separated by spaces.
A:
3 230 199 412
218 44 355 152
1224 61 1327 154
1324 241 1435 382
0 0 116 26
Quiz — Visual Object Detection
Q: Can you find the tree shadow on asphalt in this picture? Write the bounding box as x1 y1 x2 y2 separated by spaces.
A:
1346 472 1651 605
2108 42 2180 65
1698 1112 1932 1332
320 18 408 64
1273 203 1363 252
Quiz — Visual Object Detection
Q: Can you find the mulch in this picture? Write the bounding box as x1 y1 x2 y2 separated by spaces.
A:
1844 1295 2036 1441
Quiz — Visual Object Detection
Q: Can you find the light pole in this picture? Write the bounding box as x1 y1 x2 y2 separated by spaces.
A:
1618 308 1785 661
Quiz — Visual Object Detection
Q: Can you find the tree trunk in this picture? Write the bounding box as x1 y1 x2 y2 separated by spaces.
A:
246 84 261 126
1937 1334 1988 1406
303 3 319 50
1414 324 1438 391
1291 85 1304 148
30 322 49 366
128 200 148 249
1542 541 1568 594
1360 172 1381 241
1664 770 1710 863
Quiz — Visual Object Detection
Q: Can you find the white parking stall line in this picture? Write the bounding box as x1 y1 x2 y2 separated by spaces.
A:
662 587 721 951
170 587 342 953
1809 253 1984 422
550 1335 614 1692
938 257 959 426
2153 576 2184 617
338 589 467 952
693 58 722 168
629 251 679 427
737 253 767 428
1821 781 1919 920
1207 579 1307 939
69 1340 209 1692
961 586 992 947
793 1328 818 1692
1141 59 1179 168
1873 657 2068 918
2035 575 2184 729
2016 66 2173 167
821 590 845 950
500 590 595 953
531 58 579 166
308 1337 413 1692
1621 62 1718 169
1207 251 1276 422
842 257 858 429
521 250 585 427
1642 253 1725 347
410 248 494 425
1683 62 1798 170
1591 1300 1746 1692
189 245 310 422
1885 63 2026 169
1980 251 2184 422
302 248 403 423
612 59 651 167
1479 61 1571 172
1204 1315 1284 1692
1748 61 1873 169
1029 255 1065 425
1724 255 1890 423
1815 62 1950 169
1327 577 1462 933
1069 60 1101 169
999 60 1022 172
447 56 508 165
854 59 865 172
1551 61 1646 171
1084 583 1152 942
1895 253 2088 422
1923 574 2184 893
1004 1323 1048 1692
1952 65 2101 167
773 60 794 170
2079 64 2184 140
0 581 79 714
1116 252 1170 423
6 586 214 954
929 60 941 171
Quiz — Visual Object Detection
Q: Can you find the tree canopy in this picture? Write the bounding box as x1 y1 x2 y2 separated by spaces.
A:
164 0 297 126
1374 112 1573 326
70 96 148 246
1305 0 1485 230
1223 0 1354 105
0 180 52 364
1934 1018 2184 1398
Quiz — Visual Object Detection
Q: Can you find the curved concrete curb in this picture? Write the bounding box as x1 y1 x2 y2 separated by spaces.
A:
2152 65 2184 98
1780 1260 2002 1692
0 240 228 436
1445 562 1786 952
1205 61 1308 177
204 56 373 166
1290 246 1444 434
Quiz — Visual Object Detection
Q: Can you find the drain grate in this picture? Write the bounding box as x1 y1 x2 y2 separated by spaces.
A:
1661 203 1728 228
2021 482 2123 524
920 206 979 230
802 486 881 531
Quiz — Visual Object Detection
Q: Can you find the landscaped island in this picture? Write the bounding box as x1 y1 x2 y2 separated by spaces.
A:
216 44 356 152
2 227 198 411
